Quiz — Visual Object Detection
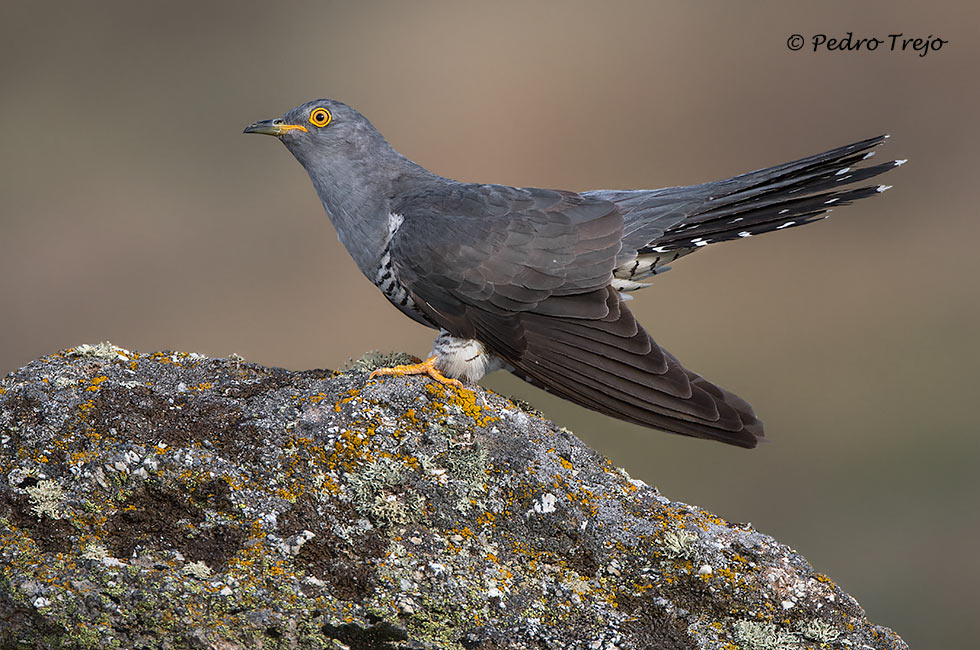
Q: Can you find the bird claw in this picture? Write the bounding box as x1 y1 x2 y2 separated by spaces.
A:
369 356 464 389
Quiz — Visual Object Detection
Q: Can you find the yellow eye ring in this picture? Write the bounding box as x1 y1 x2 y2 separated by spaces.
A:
309 107 332 128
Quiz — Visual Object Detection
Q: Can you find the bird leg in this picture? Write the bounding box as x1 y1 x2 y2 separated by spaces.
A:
369 356 464 388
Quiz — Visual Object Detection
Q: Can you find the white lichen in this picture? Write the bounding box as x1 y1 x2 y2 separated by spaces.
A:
732 620 800 650
798 618 841 643
80 543 109 561
348 457 425 526
660 529 698 559
66 341 130 360
532 492 558 514
26 479 65 519
181 561 213 579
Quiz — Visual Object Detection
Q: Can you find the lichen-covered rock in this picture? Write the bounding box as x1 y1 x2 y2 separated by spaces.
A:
0 344 907 650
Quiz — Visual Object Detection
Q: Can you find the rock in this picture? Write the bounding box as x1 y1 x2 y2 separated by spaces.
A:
0 344 908 649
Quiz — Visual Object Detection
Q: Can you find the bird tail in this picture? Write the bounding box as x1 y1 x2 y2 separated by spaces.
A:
644 135 904 252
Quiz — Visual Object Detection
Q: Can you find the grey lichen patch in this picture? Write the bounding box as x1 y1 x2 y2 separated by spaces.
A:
25 479 65 519
733 620 801 650
346 350 420 373
438 443 489 514
439 444 487 483
348 456 426 527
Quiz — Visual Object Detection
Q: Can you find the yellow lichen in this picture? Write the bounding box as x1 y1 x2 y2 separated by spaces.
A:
85 376 108 392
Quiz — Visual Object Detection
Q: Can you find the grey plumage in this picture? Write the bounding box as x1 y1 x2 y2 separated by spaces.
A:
245 99 902 448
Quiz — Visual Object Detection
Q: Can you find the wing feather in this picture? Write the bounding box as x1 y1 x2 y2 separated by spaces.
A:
391 182 764 447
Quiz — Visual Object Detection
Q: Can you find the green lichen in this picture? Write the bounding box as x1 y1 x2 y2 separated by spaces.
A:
401 595 470 650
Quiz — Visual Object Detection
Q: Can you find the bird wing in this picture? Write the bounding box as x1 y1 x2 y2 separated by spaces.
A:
390 183 763 447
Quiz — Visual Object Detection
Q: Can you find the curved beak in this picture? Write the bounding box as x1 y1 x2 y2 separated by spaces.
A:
243 119 308 136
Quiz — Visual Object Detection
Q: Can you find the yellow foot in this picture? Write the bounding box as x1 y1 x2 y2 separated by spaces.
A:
369 356 464 389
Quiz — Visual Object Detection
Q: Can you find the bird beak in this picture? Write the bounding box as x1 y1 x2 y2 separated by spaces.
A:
243 119 308 136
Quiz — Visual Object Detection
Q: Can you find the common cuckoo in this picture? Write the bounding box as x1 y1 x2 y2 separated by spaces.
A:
245 99 902 448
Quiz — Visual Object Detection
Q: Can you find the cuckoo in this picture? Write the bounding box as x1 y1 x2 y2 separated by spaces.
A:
245 99 902 448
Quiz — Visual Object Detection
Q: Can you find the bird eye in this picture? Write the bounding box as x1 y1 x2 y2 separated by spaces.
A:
309 108 332 128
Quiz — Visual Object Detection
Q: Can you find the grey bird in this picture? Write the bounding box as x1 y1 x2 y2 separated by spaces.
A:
245 99 903 448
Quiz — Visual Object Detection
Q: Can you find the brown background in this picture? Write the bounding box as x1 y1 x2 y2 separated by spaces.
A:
2 2 977 646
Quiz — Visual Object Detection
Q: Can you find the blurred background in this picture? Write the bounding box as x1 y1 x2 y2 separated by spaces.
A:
2 1 977 646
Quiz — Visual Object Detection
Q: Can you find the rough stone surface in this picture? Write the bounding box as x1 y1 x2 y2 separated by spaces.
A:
0 343 908 650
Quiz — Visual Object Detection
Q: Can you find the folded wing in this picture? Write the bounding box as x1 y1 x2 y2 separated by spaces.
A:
390 183 764 447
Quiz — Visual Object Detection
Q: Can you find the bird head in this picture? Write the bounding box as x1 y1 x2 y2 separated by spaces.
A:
243 98 420 276
244 98 393 171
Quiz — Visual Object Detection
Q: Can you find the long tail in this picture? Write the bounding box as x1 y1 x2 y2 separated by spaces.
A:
647 135 903 252
589 136 904 284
